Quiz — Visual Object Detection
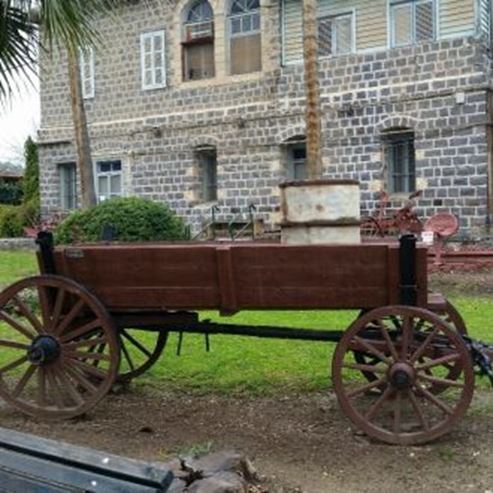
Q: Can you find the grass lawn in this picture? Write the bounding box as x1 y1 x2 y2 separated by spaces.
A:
0 250 492 395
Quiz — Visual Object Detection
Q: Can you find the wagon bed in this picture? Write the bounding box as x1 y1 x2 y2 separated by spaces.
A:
0 233 490 446
46 241 429 313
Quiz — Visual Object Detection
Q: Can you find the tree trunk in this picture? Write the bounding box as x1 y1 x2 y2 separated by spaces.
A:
302 0 323 179
67 48 97 208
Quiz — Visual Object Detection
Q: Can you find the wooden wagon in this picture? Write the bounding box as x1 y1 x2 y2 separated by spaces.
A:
0 232 490 445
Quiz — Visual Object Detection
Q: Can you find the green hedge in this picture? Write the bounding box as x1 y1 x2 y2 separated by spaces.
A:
0 205 24 237
55 197 188 244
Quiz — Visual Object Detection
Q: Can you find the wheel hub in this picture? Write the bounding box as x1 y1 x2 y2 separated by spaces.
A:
389 362 415 390
27 336 61 366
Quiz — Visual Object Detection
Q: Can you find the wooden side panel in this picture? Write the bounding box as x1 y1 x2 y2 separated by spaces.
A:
231 244 390 309
52 243 429 312
53 246 220 310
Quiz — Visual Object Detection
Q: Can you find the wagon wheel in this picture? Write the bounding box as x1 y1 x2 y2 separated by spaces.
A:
333 306 474 445
360 217 382 238
0 275 119 419
354 301 468 394
116 329 168 383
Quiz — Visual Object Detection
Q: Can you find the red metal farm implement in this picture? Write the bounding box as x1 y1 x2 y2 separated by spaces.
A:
0 232 491 445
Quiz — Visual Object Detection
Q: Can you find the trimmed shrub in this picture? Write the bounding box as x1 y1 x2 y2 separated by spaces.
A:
55 197 188 244
0 205 24 237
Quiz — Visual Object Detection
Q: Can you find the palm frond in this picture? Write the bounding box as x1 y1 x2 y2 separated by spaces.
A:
0 0 120 101
0 0 38 100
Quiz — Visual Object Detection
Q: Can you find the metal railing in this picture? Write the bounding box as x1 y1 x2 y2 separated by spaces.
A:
228 204 257 241
193 204 259 241
192 204 220 241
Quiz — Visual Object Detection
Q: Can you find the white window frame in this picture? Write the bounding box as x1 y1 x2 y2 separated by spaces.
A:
140 30 167 91
95 160 123 202
389 0 436 48
79 47 95 99
318 11 356 58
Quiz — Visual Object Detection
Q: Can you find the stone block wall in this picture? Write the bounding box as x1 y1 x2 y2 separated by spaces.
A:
38 0 493 237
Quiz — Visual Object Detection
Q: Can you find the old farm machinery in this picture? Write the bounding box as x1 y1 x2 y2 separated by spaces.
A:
0 232 491 445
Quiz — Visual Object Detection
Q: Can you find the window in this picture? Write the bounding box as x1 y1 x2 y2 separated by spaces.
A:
59 162 77 210
96 160 122 202
318 13 354 57
383 131 416 194
285 140 306 180
79 47 95 99
228 0 261 74
390 0 435 47
182 0 215 81
141 31 166 90
197 148 217 201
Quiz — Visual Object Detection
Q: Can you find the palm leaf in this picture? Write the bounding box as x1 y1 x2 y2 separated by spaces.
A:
0 0 120 100
0 1 37 99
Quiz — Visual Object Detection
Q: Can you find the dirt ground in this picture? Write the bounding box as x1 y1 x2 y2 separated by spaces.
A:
1 270 492 493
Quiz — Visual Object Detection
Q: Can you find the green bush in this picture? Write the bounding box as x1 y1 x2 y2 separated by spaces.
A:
0 205 24 237
55 197 188 244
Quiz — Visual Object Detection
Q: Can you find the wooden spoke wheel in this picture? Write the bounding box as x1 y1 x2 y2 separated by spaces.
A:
360 217 382 238
354 301 468 394
0 275 119 420
116 329 168 383
333 306 474 445
435 301 467 335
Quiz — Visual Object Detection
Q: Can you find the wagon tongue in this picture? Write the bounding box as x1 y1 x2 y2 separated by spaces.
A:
463 336 493 387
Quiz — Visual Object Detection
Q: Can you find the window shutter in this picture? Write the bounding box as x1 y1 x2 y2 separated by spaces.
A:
281 0 303 64
392 4 412 47
79 48 95 99
318 17 332 57
415 1 434 42
141 31 166 90
335 15 352 55
230 34 261 74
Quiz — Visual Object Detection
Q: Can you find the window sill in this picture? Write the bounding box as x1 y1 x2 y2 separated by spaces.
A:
142 84 167 92
387 192 416 201
178 71 263 89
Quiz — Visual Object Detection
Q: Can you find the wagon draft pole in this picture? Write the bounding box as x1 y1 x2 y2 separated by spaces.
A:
0 232 492 445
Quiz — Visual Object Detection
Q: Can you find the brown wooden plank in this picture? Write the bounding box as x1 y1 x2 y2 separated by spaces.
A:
232 245 389 289
94 287 220 310
235 286 387 309
216 246 238 315
58 247 218 288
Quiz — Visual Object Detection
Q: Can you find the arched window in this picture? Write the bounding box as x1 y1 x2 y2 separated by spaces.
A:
182 0 215 81
382 129 416 194
228 0 261 75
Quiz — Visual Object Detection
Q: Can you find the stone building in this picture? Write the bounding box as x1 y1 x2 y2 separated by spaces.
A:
39 0 493 237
